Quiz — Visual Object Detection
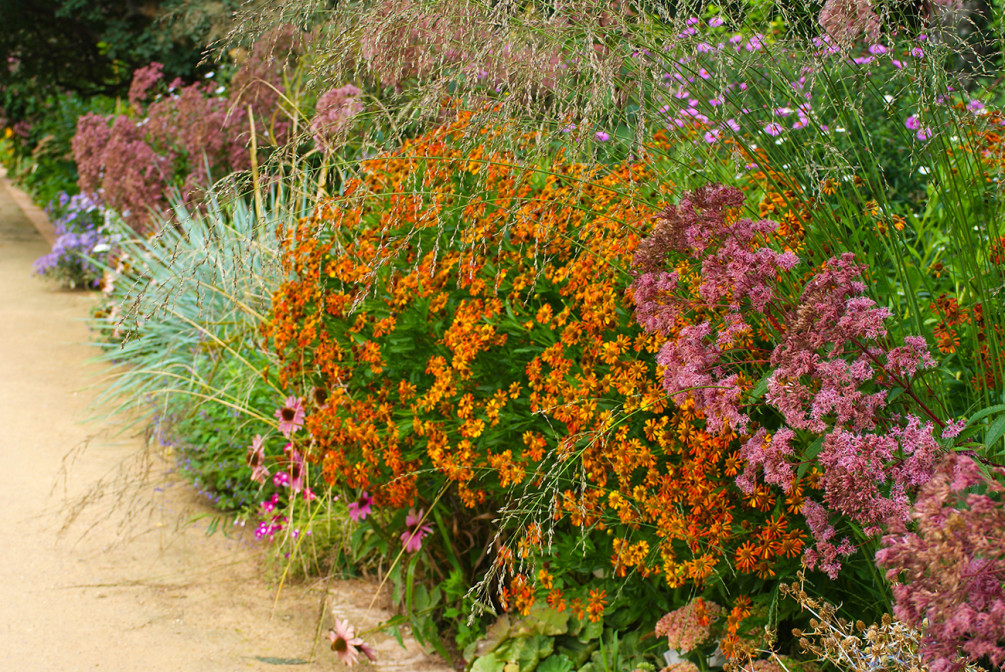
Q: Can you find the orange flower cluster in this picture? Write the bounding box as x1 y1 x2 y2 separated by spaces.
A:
930 293 1004 390
263 111 808 621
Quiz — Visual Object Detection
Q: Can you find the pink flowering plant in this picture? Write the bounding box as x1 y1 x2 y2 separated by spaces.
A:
71 29 304 232
631 184 957 541
631 180 1005 669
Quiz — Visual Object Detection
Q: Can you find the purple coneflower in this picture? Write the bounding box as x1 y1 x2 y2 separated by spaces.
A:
347 491 373 522
275 396 305 438
289 449 304 493
400 508 433 553
246 435 269 484
327 616 376 667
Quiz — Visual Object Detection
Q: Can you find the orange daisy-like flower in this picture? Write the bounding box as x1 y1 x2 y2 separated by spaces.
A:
587 588 607 622
734 541 758 573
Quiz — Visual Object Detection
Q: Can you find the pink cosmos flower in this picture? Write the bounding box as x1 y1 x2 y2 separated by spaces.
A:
347 491 373 522
400 508 433 553
595 131 610 142
763 122 783 136
327 616 376 667
905 115 920 130
275 396 305 438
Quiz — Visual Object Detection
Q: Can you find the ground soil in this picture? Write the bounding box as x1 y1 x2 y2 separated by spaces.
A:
0 177 453 672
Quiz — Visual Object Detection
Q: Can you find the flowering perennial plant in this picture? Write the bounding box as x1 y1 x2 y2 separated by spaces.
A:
33 191 111 288
628 182 955 580
263 113 816 648
876 454 1005 672
72 30 299 231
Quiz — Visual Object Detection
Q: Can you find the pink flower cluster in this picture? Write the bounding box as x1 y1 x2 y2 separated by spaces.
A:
311 84 364 152
654 599 723 653
72 29 298 231
630 184 948 578
128 62 164 110
629 184 798 435
876 453 1005 672
818 0 961 44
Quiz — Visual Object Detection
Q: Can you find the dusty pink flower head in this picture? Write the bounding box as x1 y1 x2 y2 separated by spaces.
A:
662 663 700 672
128 62 164 109
877 453 1005 672
400 508 433 553
654 599 722 653
311 84 364 152
818 0 881 43
630 184 798 436
348 491 373 522
327 616 372 667
275 396 305 438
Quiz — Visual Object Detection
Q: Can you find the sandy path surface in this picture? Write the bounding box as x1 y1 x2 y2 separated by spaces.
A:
0 181 452 671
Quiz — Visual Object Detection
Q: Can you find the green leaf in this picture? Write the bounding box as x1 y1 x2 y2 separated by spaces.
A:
966 404 1005 428
747 372 770 401
537 655 575 672
471 651 506 672
985 414 1005 453
797 436 825 479
577 619 603 644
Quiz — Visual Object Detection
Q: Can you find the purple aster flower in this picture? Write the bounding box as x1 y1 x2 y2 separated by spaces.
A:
400 508 433 553
347 491 373 522
275 396 305 438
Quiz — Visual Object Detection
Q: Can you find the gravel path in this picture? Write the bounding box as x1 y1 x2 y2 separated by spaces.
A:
0 177 452 672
